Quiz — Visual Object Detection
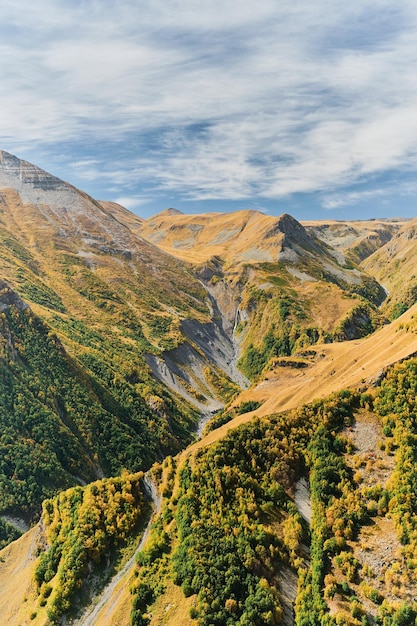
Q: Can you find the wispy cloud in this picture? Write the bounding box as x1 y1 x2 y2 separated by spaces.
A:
112 195 152 209
323 180 417 210
1 0 417 217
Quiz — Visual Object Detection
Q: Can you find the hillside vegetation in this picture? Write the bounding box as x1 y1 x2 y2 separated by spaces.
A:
1 151 417 625
0 284 199 528
127 362 417 626
137 209 388 381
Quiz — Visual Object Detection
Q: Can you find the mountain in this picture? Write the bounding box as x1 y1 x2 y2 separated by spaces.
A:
0 151 247 525
361 218 417 318
0 151 417 625
303 217 409 264
138 208 387 379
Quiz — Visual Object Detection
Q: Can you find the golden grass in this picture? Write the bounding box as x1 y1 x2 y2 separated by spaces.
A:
186 304 417 456
139 209 284 265
0 524 49 626
301 283 358 332
85 573 132 626
99 200 145 232
148 582 197 626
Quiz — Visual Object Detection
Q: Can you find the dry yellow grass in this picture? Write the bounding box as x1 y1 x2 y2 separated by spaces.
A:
99 200 145 232
148 582 197 626
139 211 409 269
139 209 285 265
84 574 132 626
292 282 356 332
187 303 417 454
0 524 49 626
4 307 417 626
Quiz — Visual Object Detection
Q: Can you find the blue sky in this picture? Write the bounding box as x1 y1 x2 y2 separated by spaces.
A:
1 0 417 221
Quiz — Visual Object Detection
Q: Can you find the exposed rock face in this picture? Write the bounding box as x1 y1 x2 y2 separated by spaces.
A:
267 213 309 242
0 150 64 192
0 150 247 418
0 280 28 312
0 150 139 254
0 149 71 201
145 308 249 411
304 219 408 264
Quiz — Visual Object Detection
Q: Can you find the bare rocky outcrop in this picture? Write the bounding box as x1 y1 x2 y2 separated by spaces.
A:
145 291 249 413
0 279 29 312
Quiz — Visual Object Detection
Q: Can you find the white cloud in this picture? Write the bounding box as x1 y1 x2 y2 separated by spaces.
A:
112 195 152 209
323 180 417 210
1 0 417 212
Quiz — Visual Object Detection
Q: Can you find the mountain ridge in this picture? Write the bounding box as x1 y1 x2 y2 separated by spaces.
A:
0 150 417 625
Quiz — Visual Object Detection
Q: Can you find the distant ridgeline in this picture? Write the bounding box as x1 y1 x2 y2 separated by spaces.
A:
0 150 416 624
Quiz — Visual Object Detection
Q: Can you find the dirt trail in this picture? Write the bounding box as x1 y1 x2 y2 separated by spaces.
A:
72 473 161 626
294 478 312 525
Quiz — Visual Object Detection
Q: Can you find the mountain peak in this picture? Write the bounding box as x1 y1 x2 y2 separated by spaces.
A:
0 150 65 192
263 212 309 244
277 213 304 233
0 150 136 250
150 207 184 219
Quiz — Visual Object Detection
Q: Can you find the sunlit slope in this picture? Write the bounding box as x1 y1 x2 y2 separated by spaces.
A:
0 152 219 521
139 208 288 265
0 525 44 626
303 218 409 263
99 200 145 232
0 471 147 626
0 152 255 413
362 218 417 318
5 305 417 626
0 151 210 346
193 303 417 451
139 208 388 380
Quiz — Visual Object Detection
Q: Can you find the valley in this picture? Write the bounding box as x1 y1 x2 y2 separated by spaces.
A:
0 151 416 625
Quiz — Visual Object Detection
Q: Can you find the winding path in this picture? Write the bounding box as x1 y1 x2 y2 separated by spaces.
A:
72 472 161 626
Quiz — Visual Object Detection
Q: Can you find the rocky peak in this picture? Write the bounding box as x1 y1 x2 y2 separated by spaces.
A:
0 150 65 192
278 213 309 238
150 208 184 220
0 150 138 252
265 213 320 254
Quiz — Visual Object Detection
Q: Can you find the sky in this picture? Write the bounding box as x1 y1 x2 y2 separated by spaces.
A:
1 0 417 221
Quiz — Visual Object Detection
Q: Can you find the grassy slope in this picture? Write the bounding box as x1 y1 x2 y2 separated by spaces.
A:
0 525 44 625
2 304 417 625
0 188 210 344
0 186 222 522
361 218 417 318
176 303 417 462
41 305 415 626
138 209 387 382
0 171 415 624
128 375 417 626
302 218 409 264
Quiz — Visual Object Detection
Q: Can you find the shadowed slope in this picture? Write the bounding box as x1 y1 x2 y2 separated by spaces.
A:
191 302 417 452
362 218 417 318
139 208 388 381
